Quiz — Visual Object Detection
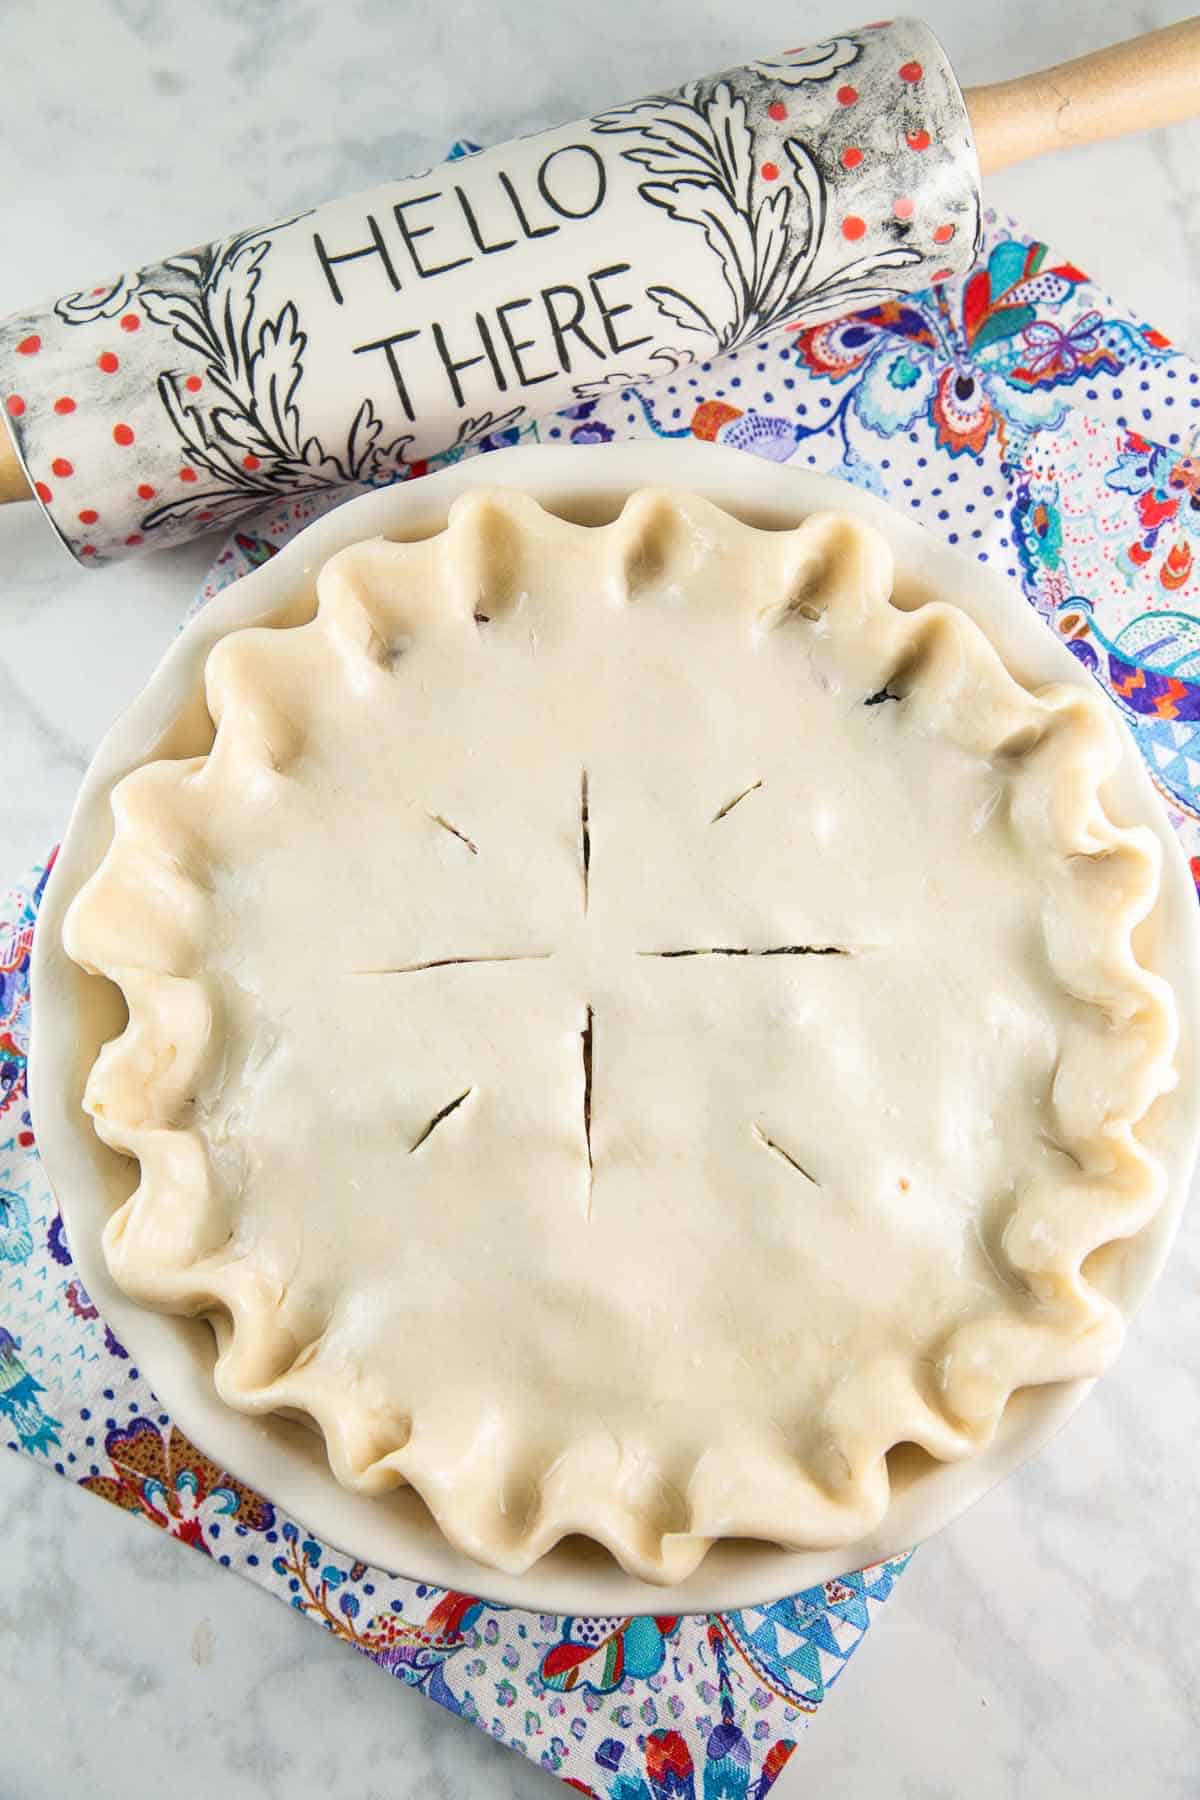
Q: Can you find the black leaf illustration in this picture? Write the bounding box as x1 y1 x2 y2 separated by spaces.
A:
644 286 716 338
134 213 439 538
595 65 930 356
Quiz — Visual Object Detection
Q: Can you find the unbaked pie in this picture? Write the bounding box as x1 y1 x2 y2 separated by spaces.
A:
64 488 1178 1582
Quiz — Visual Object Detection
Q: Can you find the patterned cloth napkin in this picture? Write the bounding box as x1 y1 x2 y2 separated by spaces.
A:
4 206 1199 1798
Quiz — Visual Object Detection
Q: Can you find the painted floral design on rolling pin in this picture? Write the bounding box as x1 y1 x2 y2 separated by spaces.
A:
0 18 978 564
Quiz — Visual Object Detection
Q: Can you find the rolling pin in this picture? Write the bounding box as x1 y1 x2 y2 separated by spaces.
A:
2 15 1198 566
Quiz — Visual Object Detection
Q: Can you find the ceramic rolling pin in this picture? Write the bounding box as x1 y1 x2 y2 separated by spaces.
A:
2 15 1198 566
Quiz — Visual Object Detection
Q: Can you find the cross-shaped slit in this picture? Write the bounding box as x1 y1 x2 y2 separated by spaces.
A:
350 773 858 1218
711 779 762 823
410 1087 473 1153
580 768 590 915
429 812 478 855
351 954 551 975
753 1122 820 1186
638 945 850 959
581 1004 594 1220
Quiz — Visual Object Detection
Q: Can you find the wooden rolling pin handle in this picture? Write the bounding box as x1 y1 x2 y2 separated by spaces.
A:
0 424 29 505
967 16 1200 175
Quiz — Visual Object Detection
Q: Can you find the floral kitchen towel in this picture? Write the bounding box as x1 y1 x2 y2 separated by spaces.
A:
0 898 903 1797
5 206 1200 1796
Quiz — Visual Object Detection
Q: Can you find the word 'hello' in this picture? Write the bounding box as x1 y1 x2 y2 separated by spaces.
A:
310 143 653 418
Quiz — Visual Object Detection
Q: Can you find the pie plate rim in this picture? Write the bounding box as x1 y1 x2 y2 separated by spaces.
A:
30 440 1200 1613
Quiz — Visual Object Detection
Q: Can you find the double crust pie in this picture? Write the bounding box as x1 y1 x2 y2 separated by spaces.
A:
64 488 1179 1582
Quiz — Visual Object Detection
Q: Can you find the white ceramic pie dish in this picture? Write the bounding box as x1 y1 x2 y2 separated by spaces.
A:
30 441 1200 1613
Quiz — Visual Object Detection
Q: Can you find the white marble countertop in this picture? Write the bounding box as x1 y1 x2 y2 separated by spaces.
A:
3 3 1199 1795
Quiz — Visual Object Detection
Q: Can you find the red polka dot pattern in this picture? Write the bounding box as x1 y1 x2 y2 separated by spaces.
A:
6 24 979 567
34 481 52 504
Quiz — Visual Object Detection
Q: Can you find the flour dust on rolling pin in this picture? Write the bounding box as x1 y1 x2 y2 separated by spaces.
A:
278 45 975 449
0 21 980 563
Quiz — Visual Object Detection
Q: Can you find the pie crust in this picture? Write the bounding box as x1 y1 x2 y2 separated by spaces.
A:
63 488 1179 1582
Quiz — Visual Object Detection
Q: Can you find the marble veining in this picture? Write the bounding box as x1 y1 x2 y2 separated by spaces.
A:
2 1 1199 1794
